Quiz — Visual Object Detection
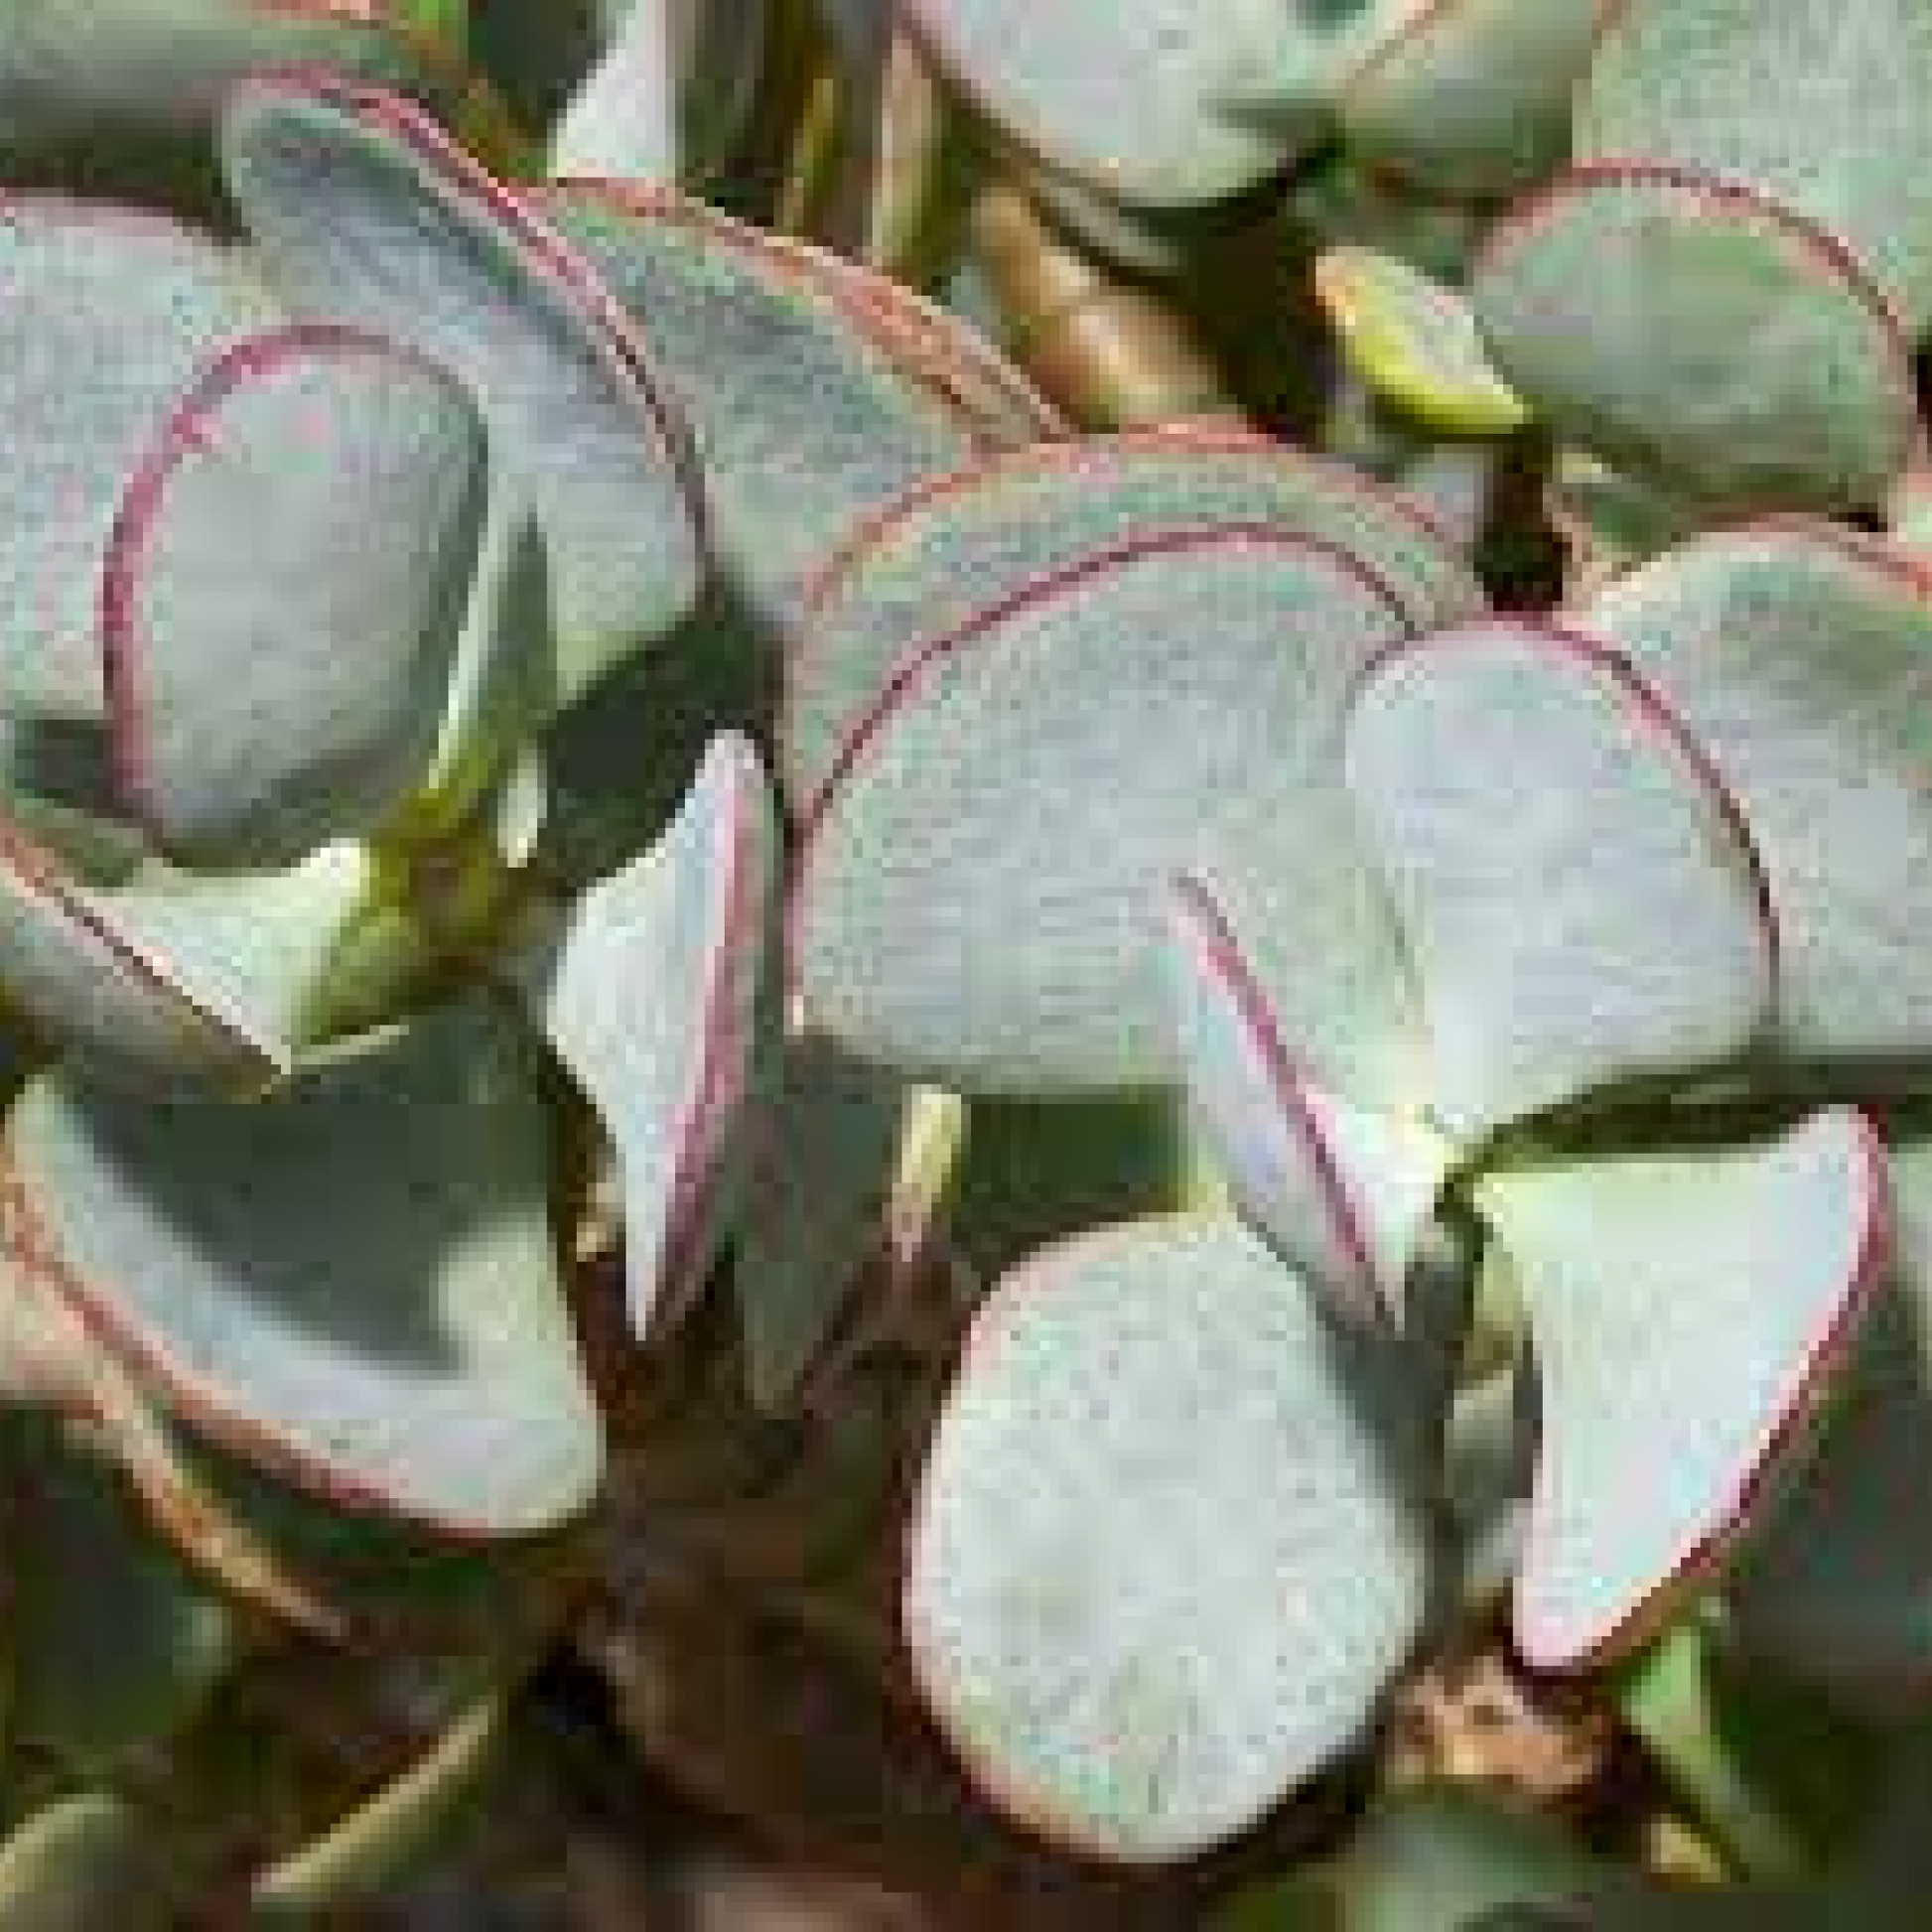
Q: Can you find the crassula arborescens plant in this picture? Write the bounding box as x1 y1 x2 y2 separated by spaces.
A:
0 10 1068 1908
18 0 1932 1922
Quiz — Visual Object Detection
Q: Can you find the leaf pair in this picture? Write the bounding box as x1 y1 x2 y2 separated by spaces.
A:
902 0 1603 209
793 445 1932 1858
1474 0 1932 523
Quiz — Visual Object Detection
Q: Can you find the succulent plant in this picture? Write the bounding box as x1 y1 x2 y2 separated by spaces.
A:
16 0 1932 1922
0 15 1061 1905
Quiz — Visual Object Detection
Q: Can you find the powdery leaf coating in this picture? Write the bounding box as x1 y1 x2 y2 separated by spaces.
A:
1472 165 1918 521
0 201 279 718
2 1001 603 1537
1164 874 1452 1329
1579 0 1932 330
1587 521 1932 1061
901 0 1369 209
1340 0 1613 200
794 524 1423 1100
539 179 1053 655
516 734 775 1334
1344 619 1777 1137
906 1214 1432 1862
783 426 1482 817
104 326 486 866
1478 1108 1887 1669
94 841 377 1061
221 74 705 709
0 812 287 1093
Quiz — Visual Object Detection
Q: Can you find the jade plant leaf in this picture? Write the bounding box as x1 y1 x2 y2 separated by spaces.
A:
1728 1128 1932 1702
1471 166 1917 521
0 813 289 1092
794 524 1422 1098
98 842 387 1056
1338 0 1609 201
220 73 705 709
901 0 1378 208
1587 522 1932 1063
1476 1108 1887 1669
0 0 457 180
515 734 775 1334
0 999 603 1536
538 179 1057 654
1343 619 1776 1136
1578 0 1932 330
782 426 1484 816
1165 873 1452 1328
905 1214 1433 1863
1314 246 1530 439
0 200 279 718
102 325 487 866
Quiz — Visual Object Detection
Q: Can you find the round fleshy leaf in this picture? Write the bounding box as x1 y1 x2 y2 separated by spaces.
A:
103 326 487 866
1164 874 1452 1329
98 843 387 1056
1728 1127 1932 1702
902 0 1389 208
1344 619 1776 1136
1471 165 1917 521
538 179 1055 654
1587 522 1932 1062
1477 1107 1887 1670
1579 0 1932 330
221 74 705 709
906 1214 1432 1862
514 735 774 1334
1338 0 1608 200
794 524 1422 1099
0 0 457 181
1314 246 1529 438
784 427 1483 814
0 202 279 719
2 1001 603 1537
0 814 287 1092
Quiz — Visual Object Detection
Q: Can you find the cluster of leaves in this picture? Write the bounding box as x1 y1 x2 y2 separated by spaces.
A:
9 0 1932 1922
